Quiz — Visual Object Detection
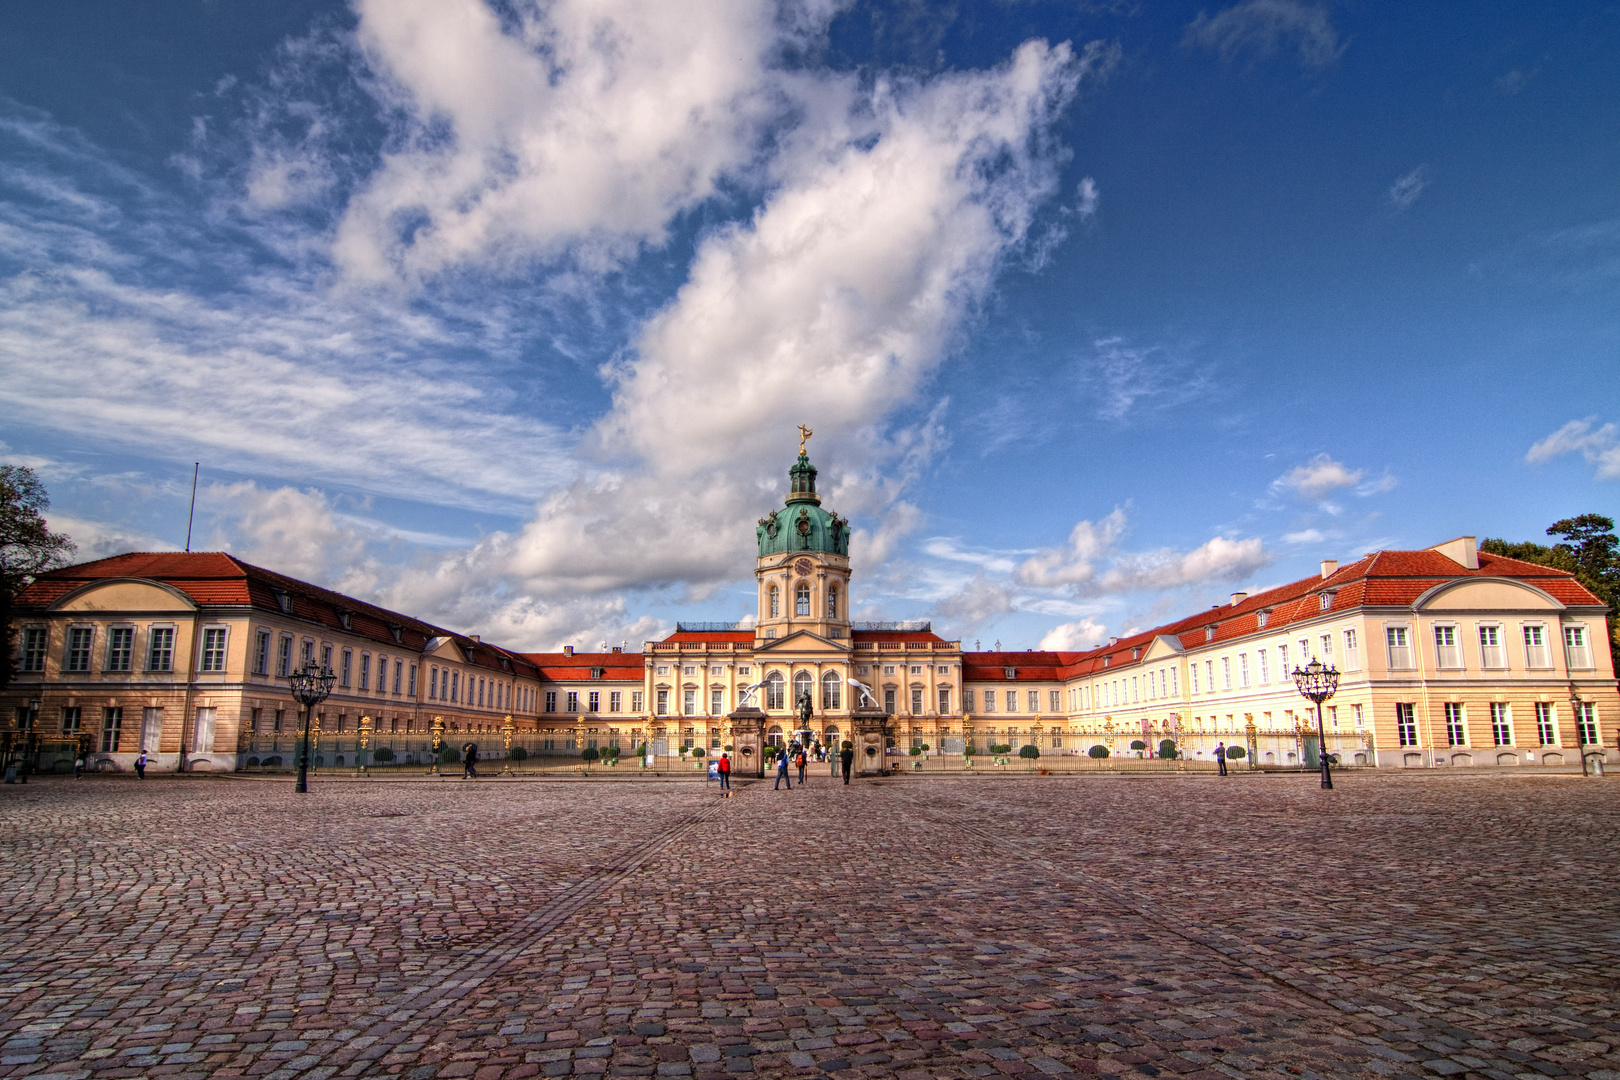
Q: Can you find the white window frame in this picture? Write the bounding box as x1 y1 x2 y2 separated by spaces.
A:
1432 624 1463 670
1534 702 1556 746
1564 625 1592 670
1443 702 1466 747
105 624 136 672
1385 625 1413 670
1477 623 1506 670
1396 702 1418 747
20 626 47 673
1342 628 1359 671
1522 623 1551 669
199 626 228 673
64 625 94 673
1490 703 1512 747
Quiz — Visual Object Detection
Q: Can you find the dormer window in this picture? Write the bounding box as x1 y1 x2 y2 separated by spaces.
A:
1204 626 1216 642
591 667 605 679
336 608 352 630
1257 610 1269 628
1102 656 1110 668
1131 647 1140 660
1319 592 1334 612
388 624 404 645
273 590 292 615
1004 667 1017 678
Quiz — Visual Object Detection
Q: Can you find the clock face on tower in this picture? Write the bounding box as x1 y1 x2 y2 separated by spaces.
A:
794 558 813 576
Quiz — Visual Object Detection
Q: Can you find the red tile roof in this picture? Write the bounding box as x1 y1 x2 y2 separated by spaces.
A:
16 551 539 677
521 652 646 682
961 545 1605 680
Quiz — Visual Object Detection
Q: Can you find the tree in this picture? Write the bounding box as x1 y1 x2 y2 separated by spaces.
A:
1018 744 1040 760
1484 514 1620 671
1158 739 1179 760
0 466 76 690
1225 745 1246 760
1088 744 1109 759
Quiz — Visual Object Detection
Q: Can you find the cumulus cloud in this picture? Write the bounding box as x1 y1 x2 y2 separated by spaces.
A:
1075 176 1100 220
1015 508 1268 596
45 515 172 563
936 575 1020 625
1096 535 1268 592
1016 508 1127 587
1039 617 1108 651
1185 0 1343 70
1527 417 1620 480
334 0 795 284
1271 453 1363 500
1388 165 1428 211
499 38 1093 597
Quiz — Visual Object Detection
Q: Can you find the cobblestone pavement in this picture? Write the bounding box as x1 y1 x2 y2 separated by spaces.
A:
0 771 1616 1080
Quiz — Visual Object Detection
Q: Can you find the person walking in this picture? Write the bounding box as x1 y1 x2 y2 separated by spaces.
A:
462 742 479 779
73 753 85 780
795 746 808 785
134 751 147 780
840 742 854 785
774 747 792 790
718 751 731 791
1214 741 1228 776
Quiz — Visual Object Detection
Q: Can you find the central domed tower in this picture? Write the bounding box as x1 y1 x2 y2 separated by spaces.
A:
754 439 851 642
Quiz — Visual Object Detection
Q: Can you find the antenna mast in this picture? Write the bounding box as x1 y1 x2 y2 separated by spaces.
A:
184 463 199 552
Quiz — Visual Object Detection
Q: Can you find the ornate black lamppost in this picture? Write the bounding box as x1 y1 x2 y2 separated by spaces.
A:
290 662 336 794
1291 658 1340 789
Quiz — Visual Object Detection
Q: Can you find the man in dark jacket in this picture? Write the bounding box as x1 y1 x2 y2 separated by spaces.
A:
840 743 855 785
463 742 479 779
1214 741 1227 776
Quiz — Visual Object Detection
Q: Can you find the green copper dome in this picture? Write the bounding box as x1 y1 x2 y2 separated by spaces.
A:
757 453 850 557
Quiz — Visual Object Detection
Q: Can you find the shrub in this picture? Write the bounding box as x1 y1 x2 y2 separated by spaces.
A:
1158 739 1179 760
1088 745 1109 759
438 745 459 764
581 747 600 763
989 743 1012 755
919 743 930 753
1226 745 1246 760
841 740 853 751
1130 740 1147 751
690 746 705 758
963 744 976 757
373 746 396 763
909 745 923 757
1019 745 1040 760
509 745 528 761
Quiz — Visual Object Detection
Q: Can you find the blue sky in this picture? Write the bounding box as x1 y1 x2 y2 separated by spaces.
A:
2 0 1617 651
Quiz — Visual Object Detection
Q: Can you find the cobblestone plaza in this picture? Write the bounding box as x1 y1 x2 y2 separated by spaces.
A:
0 771 1616 1080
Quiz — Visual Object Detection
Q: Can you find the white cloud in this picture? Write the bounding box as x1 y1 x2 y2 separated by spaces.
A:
1038 617 1108 651
44 515 169 563
1282 528 1324 544
1271 453 1362 499
1097 535 1268 592
1388 165 1428 211
1075 175 1099 219
333 0 797 285
1185 0 1343 70
1527 417 1620 480
1016 508 1127 587
936 575 1019 625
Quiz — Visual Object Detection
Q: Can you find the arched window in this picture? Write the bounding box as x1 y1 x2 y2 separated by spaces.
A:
765 671 785 710
821 671 841 710
768 586 779 618
827 585 838 619
796 582 811 616
793 670 814 710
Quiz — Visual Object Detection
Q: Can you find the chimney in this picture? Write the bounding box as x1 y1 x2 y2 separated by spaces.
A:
563 645 574 656
1230 592 1247 606
611 646 622 654
469 634 481 643
1320 560 1338 579
1431 536 1479 570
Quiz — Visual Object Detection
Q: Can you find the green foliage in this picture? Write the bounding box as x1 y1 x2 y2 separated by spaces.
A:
581 747 600 763
1130 740 1147 751
919 743 930 753
0 466 76 692
372 746 396 763
1088 745 1109 759
989 743 1012 755
600 745 620 762
690 746 705 758
1019 744 1040 760
841 740 853 751
509 745 528 761
1158 739 1179 759
909 745 923 756
1225 745 1246 760
438 745 460 763
963 744 976 757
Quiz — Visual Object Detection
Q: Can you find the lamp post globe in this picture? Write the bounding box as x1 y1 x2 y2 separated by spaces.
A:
1291 658 1340 789
289 663 337 794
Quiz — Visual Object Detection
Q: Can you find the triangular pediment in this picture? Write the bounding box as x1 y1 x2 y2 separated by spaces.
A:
1140 635 1185 661
753 629 851 655
424 635 469 663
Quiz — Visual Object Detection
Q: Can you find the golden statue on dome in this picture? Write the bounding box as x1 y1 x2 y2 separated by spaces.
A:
798 423 813 456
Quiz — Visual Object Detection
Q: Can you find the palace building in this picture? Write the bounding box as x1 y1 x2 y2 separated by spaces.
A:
3 443 1616 772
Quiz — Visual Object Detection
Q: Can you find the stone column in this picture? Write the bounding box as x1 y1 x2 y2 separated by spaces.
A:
851 704 890 776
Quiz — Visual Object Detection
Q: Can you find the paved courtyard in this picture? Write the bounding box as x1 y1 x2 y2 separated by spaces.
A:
0 771 1617 1080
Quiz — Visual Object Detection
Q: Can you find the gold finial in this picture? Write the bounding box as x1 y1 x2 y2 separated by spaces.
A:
798 424 813 456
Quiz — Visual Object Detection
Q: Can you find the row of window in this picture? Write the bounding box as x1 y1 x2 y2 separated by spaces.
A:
49 705 218 754
20 624 185 674
967 688 1063 713
544 689 645 714
425 663 528 711
1396 701 1601 747
1386 623 1591 671
765 581 839 619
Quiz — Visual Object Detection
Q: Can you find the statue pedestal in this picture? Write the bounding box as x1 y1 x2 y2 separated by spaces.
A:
850 706 891 776
728 707 769 779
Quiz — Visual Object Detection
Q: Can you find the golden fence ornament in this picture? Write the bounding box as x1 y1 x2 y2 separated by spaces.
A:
359 714 372 775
